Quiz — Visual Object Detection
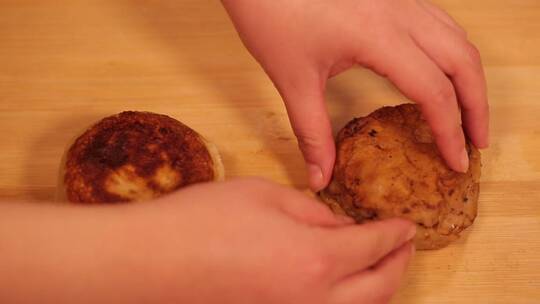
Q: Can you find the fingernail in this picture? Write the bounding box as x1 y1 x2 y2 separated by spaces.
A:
459 148 469 173
477 135 490 149
307 163 324 191
406 225 417 241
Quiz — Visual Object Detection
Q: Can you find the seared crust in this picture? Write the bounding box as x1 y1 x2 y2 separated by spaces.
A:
320 104 481 250
63 111 220 203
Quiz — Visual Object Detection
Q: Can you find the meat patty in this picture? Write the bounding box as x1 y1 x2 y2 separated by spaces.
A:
320 104 481 250
59 111 224 203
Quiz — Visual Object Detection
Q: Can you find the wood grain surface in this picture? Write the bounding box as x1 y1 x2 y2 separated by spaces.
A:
1 1 539 303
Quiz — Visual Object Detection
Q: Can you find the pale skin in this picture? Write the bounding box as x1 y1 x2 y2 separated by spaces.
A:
1 179 415 304
222 0 489 191
0 0 489 303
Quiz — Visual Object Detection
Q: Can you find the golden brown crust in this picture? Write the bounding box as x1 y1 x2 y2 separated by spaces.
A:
63 111 217 203
320 104 481 250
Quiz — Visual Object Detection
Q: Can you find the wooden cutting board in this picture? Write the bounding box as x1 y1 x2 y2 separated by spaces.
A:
1 1 539 303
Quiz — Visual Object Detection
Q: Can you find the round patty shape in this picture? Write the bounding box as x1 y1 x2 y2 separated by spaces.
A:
320 104 481 250
60 111 224 203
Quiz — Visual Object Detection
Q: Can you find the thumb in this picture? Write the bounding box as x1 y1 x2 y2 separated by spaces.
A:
273 72 335 192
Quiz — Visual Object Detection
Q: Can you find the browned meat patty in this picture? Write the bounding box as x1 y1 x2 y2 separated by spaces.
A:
320 104 481 250
59 111 224 203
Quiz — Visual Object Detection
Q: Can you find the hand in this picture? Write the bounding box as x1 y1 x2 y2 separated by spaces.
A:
222 0 489 191
0 178 416 303
126 178 416 304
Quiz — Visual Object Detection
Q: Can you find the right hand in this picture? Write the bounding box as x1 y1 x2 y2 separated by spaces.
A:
222 0 489 191
129 178 416 304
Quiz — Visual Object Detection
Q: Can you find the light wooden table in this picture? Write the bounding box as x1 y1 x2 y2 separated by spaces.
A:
1 1 539 303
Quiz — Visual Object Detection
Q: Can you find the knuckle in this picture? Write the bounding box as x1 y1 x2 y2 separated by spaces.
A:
431 83 456 105
296 132 326 150
296 133 329 160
